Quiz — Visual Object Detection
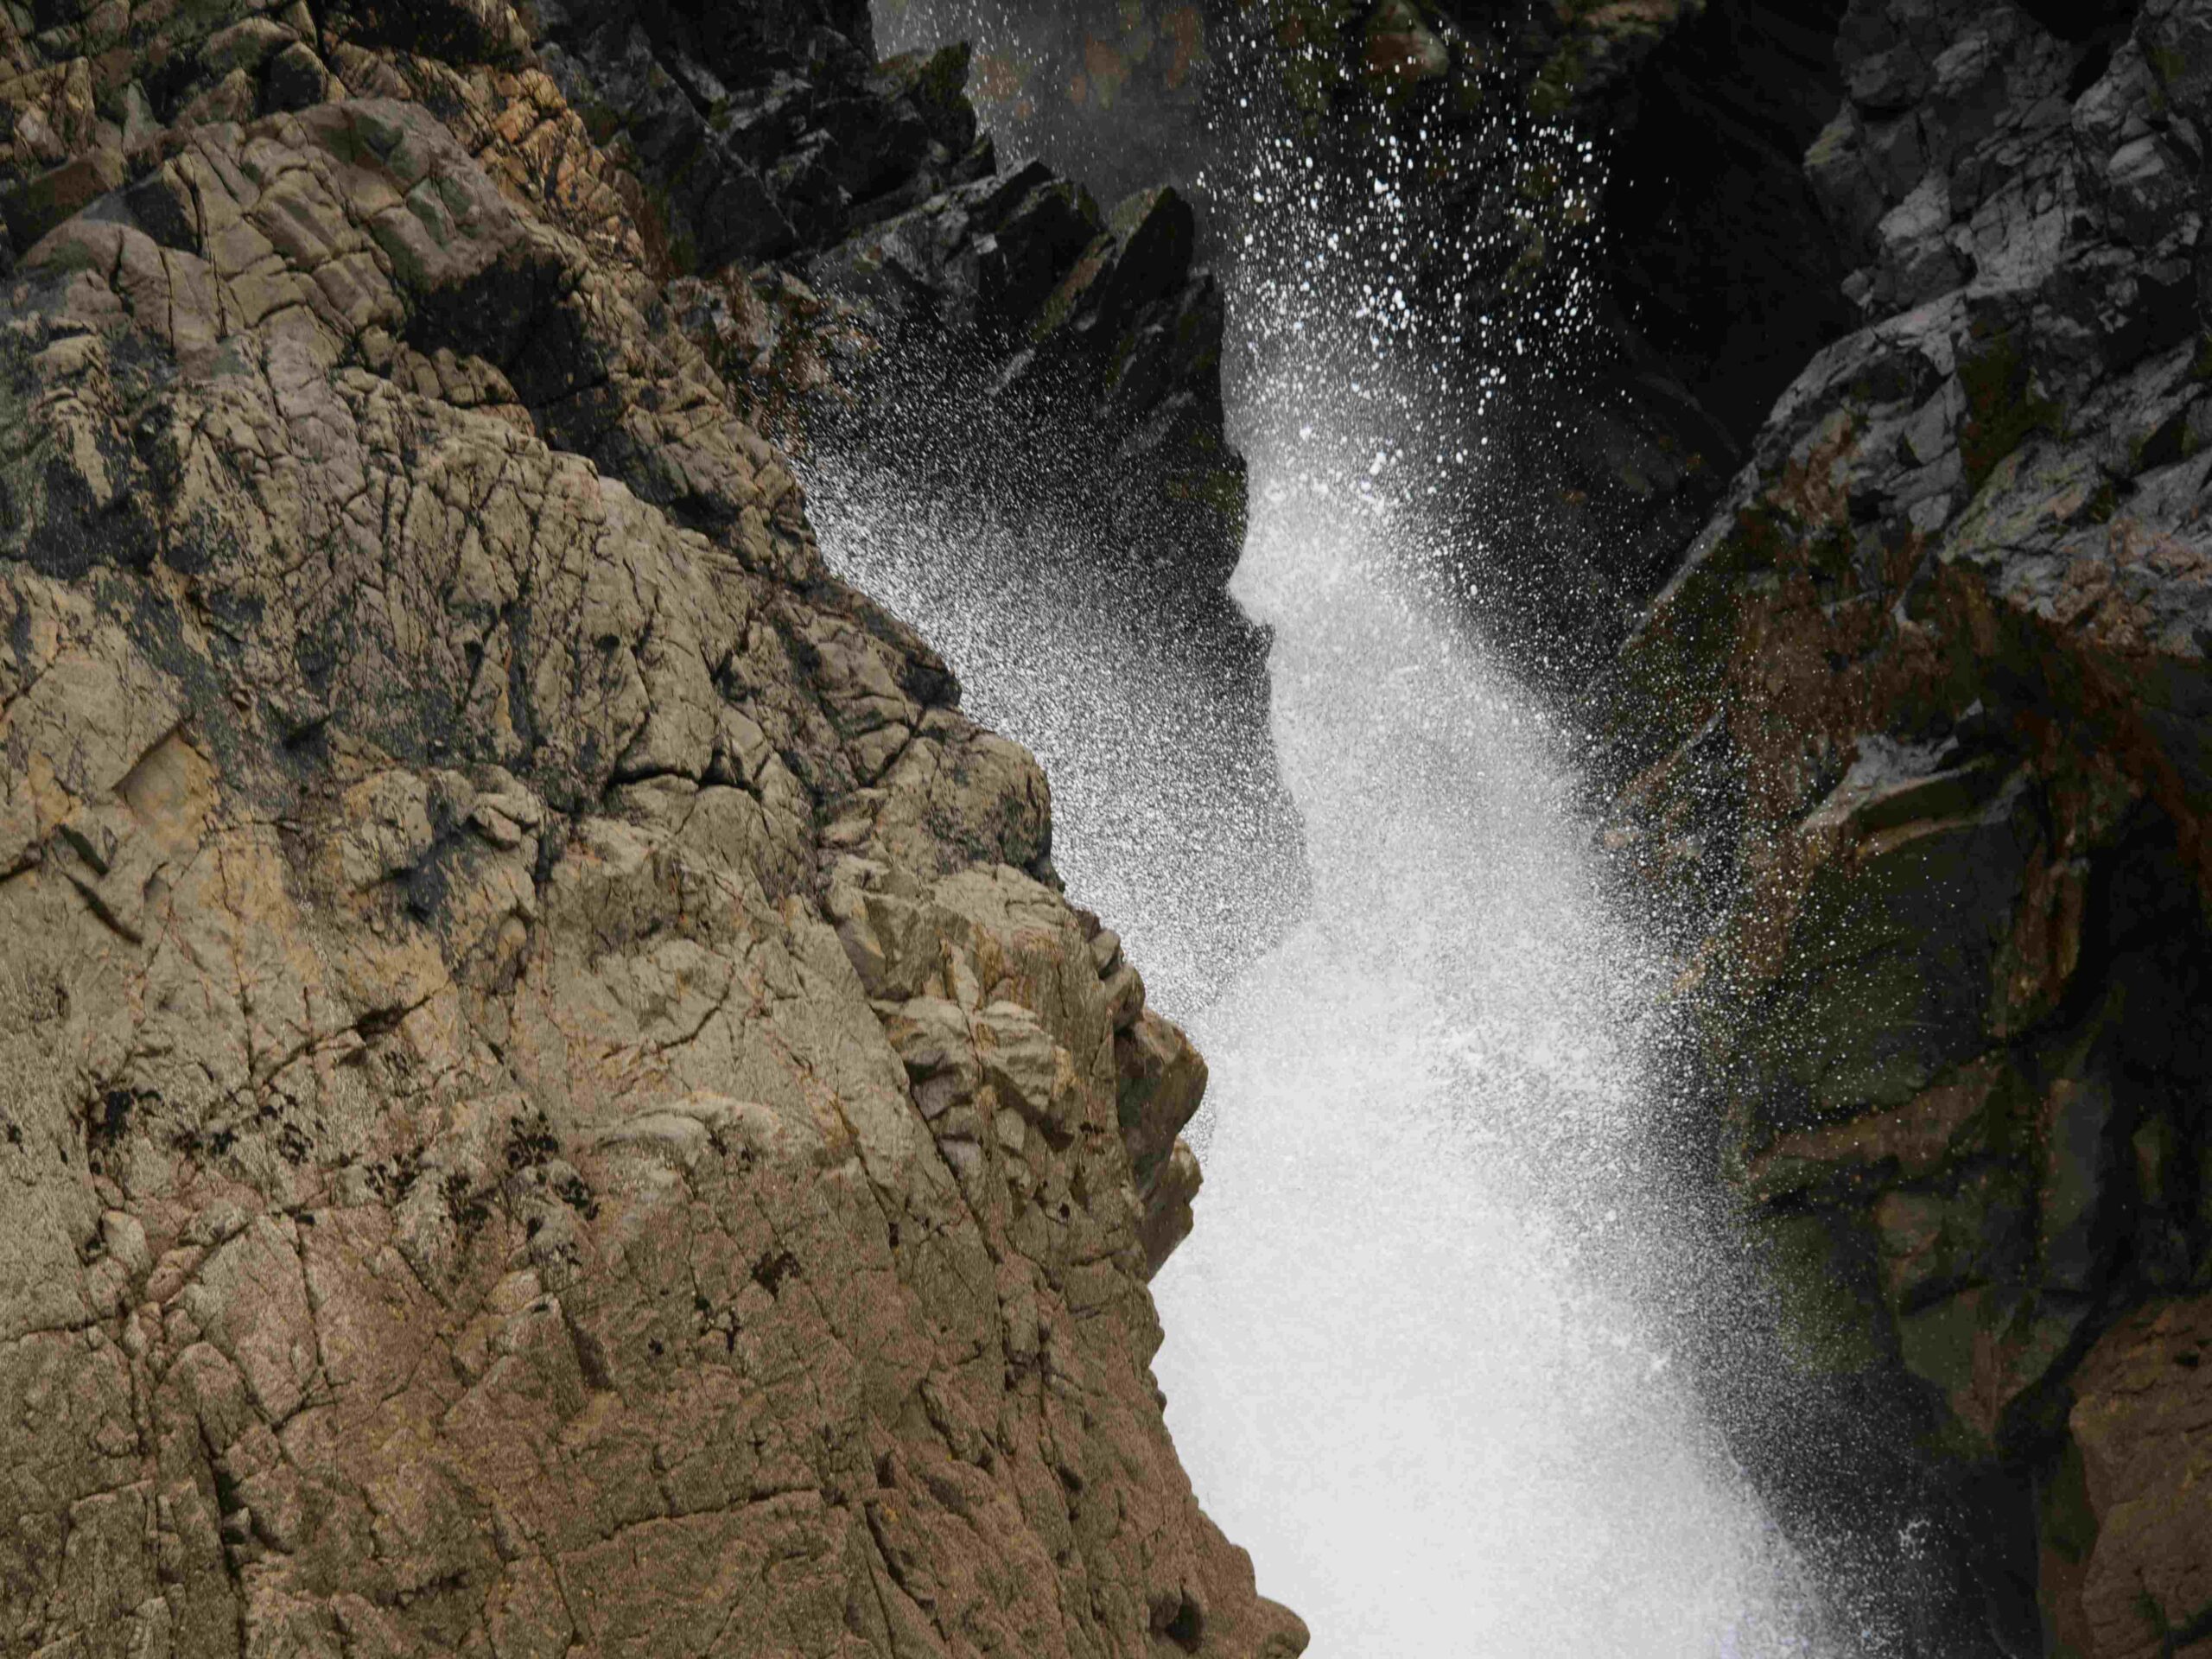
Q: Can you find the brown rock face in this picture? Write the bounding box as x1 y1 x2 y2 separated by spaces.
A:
0 5 1301 1657
2044 1296 2212 1659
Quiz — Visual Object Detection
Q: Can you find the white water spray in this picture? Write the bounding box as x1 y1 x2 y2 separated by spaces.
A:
814 12 1845 1650
1147 447 1823 1657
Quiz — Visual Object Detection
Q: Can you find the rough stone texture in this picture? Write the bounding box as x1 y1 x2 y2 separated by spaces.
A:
0 4 1304 1656
518 0 1302 995
799 169 1247 602
2044 1294 2212 1659
528 0 982 272
1598 0 2212 1653
504 0 1249 607
873 2 1215 211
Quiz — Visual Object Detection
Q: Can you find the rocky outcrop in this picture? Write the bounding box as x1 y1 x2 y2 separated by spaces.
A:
2045 1294 2212 1658
801 169 1244 601
1600 0 2212 1653
527 0 988 274
507 0 1249 610
0 3 1305 1656
873 3 1214 211
527 0 965 270
519 0 1300 996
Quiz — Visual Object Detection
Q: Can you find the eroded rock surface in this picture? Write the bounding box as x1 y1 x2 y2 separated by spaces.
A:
0 4 1302 1656
2045 1294 2212 1658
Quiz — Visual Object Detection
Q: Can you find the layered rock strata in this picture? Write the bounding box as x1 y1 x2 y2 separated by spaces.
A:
0 3 1303 1656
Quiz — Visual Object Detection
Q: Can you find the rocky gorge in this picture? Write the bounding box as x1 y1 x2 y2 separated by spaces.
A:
1606 1 2212 1650
810 1 2212 1655
3 1 2212 1658
1333 0 2212 1652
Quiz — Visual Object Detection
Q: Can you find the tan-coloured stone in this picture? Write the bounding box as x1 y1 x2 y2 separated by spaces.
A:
0 13 1296 1658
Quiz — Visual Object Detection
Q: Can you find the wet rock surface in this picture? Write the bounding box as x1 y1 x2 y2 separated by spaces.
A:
1595 0 2212 1652
955 0 2212 1647
0 3 1305 1656
862 2 1866 685
512 0 1252 613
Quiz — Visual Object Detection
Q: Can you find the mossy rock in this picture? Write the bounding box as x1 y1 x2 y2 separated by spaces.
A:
1760 1210 1889 1376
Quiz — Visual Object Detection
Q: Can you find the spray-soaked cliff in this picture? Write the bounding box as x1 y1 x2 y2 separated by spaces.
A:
8 0 2210 1654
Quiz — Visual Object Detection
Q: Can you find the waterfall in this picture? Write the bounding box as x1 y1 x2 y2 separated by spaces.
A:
1145 447 1826 1658
810 10 1853 1650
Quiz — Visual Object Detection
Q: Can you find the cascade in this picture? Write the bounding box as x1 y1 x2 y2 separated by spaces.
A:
806 8 1859 1651
1147 447 1824 1658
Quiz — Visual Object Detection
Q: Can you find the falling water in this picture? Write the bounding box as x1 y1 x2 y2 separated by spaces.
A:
1147 427 1826 1658
810 9 1851 1652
